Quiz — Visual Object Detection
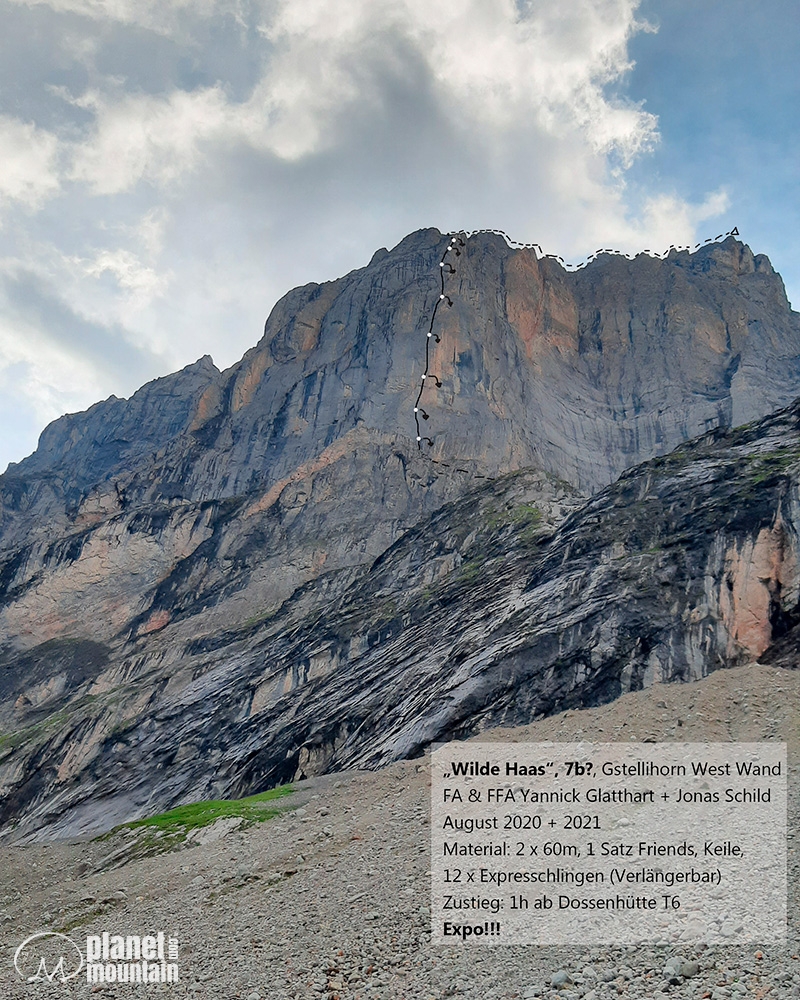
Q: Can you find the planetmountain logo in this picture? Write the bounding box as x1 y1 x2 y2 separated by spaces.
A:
14 929 179 984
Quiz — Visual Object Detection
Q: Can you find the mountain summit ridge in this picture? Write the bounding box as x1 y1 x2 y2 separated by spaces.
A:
5 231 797 503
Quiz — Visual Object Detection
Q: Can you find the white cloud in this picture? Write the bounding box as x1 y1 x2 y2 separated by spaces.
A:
82 248 172 309
66 0 660 185
0 0 745 469
613 188 732 253
69 86 230 194
0 303 106 432
3 0 238 35
694 188 732 223
253 0 659 161
0 115 60 211
135 207 169 258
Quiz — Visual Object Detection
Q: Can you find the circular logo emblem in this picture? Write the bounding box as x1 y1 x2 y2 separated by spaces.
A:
14 932 85 983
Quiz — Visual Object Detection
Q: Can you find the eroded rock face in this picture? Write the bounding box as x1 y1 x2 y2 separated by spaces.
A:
1 231 798 645
1 228 800 839
3 404 800 841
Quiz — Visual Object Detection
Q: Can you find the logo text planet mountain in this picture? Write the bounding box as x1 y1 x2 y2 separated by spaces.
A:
86 932 179 984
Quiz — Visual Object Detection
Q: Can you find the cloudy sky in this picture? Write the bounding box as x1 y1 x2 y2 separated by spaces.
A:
0 0 797 471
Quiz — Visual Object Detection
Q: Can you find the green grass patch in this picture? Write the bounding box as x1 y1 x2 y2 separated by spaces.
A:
510 503 544 544
508 502 542 523
748 447 800 485
483 501 542 534
91 786 295 866
240 607 275 629
451 557 484 586
124 785 294 835
0 709 71 750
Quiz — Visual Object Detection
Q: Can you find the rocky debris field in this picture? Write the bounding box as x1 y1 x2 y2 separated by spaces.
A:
1 662 798 1000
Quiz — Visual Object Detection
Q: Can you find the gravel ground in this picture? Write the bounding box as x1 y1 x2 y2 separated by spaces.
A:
1 662 798 1000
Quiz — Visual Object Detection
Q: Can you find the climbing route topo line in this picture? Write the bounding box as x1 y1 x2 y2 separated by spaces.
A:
410 226 742 483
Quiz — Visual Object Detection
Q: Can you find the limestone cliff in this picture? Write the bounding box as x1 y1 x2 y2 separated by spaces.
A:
1 228 800 839
2 231 798 644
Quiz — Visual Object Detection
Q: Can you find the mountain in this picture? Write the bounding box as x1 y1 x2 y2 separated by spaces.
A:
1 229 799 840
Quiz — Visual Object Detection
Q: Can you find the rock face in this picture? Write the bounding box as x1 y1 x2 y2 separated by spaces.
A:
2 232 798 642
1 228 800 839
